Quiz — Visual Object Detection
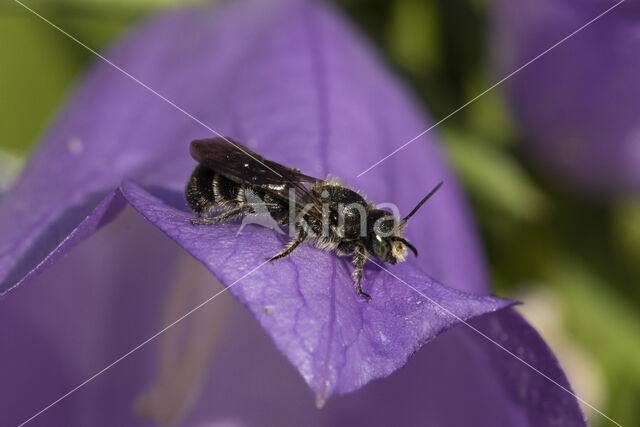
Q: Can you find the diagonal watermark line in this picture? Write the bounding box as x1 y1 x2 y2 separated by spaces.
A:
357 0 626 178
18 259 271 427
12 0 282 178
367 257 623 427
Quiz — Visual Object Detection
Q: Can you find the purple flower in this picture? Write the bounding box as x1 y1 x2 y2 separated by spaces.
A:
491 0 640 195
1 0 585 425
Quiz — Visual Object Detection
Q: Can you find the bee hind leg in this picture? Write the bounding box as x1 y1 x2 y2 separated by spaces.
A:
352 246 371 301
190 206 249 225
268 229 307 262
190 202 282 225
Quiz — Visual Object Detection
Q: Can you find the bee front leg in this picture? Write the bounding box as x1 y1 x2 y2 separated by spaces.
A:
268 229 307 262
352 246 371 301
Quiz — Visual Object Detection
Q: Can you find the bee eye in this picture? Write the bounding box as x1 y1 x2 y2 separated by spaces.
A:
373 216 395 236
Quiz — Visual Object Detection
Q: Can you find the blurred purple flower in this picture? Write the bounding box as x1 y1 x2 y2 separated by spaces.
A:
492 0 640 195
1 0 585 425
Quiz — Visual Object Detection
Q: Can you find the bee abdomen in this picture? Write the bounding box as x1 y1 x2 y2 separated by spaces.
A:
186 165 216 215
185 165 243 215
214 173 241 205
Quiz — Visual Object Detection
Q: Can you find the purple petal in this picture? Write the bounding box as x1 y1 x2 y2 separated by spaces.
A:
0 211 583 426
0 190 126 294
491 0 640 195
121 181 512 400
1 0 487 295
0 208 188 426
182 305 585 427
0 0 586 422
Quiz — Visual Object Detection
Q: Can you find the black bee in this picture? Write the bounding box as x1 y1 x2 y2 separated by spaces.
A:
185 137 442 300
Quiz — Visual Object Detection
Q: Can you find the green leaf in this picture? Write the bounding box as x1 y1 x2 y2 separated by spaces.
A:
0 2 136 155
612 200 640 273
0 10 80 154
545 255 640 427
464 78 518 147
0 149 24 194
386 0 440 72
28 0 208 11
443 128 548 222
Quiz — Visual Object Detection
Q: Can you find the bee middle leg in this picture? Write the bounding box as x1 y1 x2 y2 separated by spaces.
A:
352 246 371 301
268 229 307 262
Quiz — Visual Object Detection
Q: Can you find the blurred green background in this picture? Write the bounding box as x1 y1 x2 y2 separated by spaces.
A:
1 0 638 425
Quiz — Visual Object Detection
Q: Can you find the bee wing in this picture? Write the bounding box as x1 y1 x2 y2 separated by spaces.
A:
190 137 319 186
190 137 326 221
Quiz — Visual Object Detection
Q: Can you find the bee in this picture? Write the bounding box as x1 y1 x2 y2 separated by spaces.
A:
185 137 442 300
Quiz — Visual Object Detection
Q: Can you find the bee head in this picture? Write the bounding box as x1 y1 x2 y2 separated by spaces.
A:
365 182 443 264
365 210 417 264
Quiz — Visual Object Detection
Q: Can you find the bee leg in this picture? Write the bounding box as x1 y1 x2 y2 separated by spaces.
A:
190 203 282 225
352 246 371 301
189 206 249 225
268 229 307 262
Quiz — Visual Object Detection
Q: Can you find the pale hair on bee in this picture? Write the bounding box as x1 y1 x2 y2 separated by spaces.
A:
186 137 443 301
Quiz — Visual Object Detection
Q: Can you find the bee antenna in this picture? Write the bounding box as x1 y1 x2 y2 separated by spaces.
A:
400 181 443 227
389 236 418 257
